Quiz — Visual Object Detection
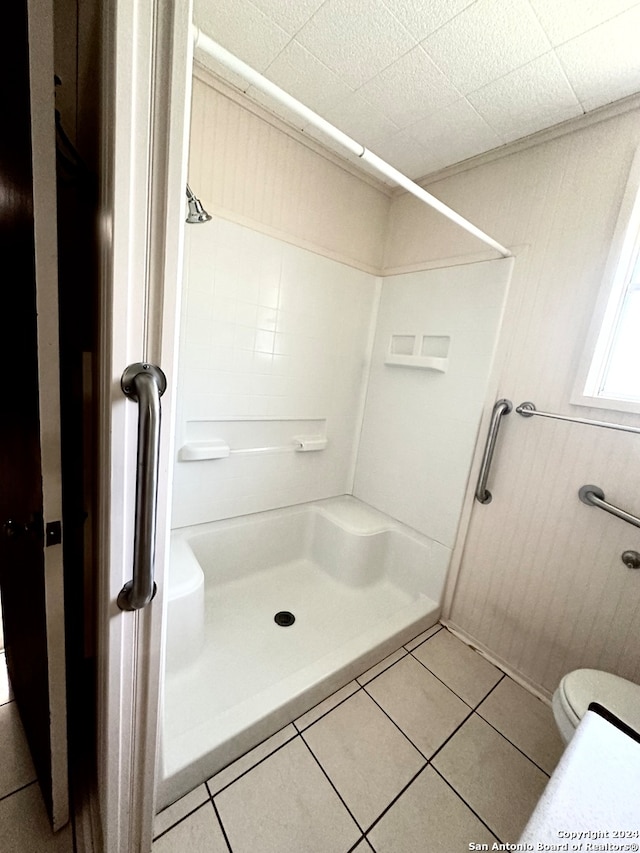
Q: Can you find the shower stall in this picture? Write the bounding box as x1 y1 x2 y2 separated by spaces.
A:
157 198 513 806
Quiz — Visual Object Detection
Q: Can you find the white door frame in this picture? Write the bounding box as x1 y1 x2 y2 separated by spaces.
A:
96 1 193 849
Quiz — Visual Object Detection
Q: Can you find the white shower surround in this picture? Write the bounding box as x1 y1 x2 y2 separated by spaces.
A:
162 216 513 809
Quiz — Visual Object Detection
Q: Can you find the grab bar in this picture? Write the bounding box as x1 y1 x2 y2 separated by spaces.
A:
475 399 512 504
516 402 640 436
118 363 167 611
578 485 640 530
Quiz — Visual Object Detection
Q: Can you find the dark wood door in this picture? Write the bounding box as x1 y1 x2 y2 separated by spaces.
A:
0 0 63 828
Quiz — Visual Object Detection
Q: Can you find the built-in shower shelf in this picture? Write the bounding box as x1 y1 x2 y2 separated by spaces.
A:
178 440 230 461
384 354 448 371
385 333 450 372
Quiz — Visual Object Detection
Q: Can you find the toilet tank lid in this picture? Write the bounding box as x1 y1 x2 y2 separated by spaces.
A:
563 669 640 733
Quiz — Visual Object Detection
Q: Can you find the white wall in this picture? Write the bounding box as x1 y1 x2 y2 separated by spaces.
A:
171 217 377 527
354 259 512 547
188 68 391 275
384 105 640 698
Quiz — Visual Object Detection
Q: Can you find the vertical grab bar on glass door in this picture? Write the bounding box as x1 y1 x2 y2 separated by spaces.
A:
118 362 167 611
475 399 512 504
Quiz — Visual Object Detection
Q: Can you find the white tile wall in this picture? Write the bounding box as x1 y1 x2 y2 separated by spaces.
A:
171 218 377 528
353 259 513 547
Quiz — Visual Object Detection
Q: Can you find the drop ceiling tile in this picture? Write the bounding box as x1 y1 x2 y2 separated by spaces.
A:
194 0 291 73
422 0 552 94
295 0 417 89
528 0 640 47
358 46 462 129
322 90 400 146
556 6 640 110
367 130 440 179
381 0 478 41
406 98 503 168
468 51 583 143
249 0 326 36
263 40 354 114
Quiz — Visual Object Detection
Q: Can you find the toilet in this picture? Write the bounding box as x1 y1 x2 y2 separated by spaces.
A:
552 668 640 744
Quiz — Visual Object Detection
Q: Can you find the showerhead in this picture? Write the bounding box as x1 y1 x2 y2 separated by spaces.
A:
185 184 212 224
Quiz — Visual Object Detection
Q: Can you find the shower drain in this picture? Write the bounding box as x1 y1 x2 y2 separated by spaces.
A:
274 611 296 627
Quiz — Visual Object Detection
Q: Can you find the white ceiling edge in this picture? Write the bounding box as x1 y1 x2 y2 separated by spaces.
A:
410 91 640 192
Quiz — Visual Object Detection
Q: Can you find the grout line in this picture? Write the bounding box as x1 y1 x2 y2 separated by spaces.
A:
473 710 552 778
0 778 38 805
361 684 433 763
408 643 504 709
211 797 234 853
299 731 365 834
362 763 430 838
151 801 214 843
475 672 506 706
422 704 476 765
356 649 409 687
294 683 365 733
430 765 502 844
424 675 508 767
403 623 444 652
407 647 477 706
206 726 299 796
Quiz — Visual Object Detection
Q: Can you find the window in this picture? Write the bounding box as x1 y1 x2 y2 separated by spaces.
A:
572 149 640 415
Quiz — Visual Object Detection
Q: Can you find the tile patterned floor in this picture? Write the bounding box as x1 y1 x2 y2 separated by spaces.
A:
154 624 565 853
0 651 74 853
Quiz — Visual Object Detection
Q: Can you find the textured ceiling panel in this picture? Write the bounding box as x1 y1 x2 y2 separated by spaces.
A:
421 0 552 94
467 52 583 142
193 0 640 180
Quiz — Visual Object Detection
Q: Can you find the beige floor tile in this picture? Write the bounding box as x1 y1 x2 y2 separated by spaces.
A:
0 703 36 799
404 623 441 652
368 766 497 853
154 784 210 839
0 783 73 852
357 649 407 686
303 690 425 830
152 802 227 852
295 681 360 730
215 736 360 853
432 714 548 841
477 677 564 774
412 629 502 706
365 655 470 757
207 723 297 795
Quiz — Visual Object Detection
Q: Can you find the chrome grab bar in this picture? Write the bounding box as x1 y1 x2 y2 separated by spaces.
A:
475 399 512 504
578 485 640 530
118 363 167 611
516 402 640 436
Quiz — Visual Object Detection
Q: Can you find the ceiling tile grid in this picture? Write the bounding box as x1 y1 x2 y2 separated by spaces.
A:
193 0 640 179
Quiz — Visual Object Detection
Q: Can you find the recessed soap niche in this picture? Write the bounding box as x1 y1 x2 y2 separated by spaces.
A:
385 334 450 371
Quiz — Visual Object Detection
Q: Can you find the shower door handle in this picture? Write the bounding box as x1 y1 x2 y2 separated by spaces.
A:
117 362 167 611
